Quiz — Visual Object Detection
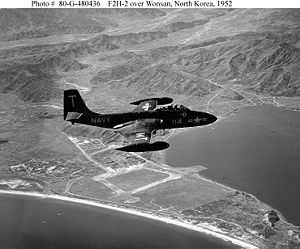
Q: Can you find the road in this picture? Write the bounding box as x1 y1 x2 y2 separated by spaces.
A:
64 134 183 197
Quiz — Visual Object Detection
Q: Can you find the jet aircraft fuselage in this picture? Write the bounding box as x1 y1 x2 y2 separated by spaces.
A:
64 89 217 151
72 109 216 129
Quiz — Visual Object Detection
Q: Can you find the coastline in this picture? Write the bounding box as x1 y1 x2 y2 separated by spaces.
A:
0 190 258 249
165 104 295 225
198 174 290 224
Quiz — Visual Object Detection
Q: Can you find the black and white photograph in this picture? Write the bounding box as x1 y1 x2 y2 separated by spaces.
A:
0 6 299 249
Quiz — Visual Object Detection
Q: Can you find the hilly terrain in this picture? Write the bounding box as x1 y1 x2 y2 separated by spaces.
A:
1 7 299 176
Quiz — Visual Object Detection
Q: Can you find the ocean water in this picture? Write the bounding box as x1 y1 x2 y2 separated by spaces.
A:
0 194 238 249
166 105 300 224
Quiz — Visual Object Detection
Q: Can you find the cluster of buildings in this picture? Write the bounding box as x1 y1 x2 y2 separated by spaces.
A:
10 159 75 177
94 152 145 171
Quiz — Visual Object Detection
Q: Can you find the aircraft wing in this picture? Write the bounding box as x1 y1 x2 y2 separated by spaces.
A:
131 99 157 112
114 120 152 144
114 120 170 152
123 131 152 144
130 97 173 112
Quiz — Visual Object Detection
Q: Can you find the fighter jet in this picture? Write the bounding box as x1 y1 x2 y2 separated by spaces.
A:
64 89 217 152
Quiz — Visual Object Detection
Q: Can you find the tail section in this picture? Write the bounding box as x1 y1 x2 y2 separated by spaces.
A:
64 89 91 121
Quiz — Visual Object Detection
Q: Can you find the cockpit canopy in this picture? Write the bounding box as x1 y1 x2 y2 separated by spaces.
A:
157 104 190 111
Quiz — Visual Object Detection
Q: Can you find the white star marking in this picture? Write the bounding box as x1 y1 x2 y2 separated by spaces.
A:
194 117 202 123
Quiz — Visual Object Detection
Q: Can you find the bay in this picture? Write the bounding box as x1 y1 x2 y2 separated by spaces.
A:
166 105 300 224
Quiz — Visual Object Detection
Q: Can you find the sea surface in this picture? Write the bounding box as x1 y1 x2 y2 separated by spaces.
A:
166 105 300 224
0 194 239 249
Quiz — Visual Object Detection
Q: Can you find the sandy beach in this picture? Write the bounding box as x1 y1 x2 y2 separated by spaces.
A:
0 190 258 249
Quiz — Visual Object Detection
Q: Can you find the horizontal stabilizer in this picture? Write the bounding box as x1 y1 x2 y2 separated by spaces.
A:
65 112 83 121
116 141 169 152
131 97 173 106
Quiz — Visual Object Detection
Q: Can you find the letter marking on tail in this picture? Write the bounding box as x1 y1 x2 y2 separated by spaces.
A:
69 95 77 107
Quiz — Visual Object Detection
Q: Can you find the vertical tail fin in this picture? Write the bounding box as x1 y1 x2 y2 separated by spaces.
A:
64 89 91 120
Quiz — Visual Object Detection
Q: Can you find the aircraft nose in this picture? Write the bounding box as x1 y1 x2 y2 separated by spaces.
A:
208 114 217 124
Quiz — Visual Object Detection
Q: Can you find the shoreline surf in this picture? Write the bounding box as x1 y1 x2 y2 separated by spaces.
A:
0 190 258 249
